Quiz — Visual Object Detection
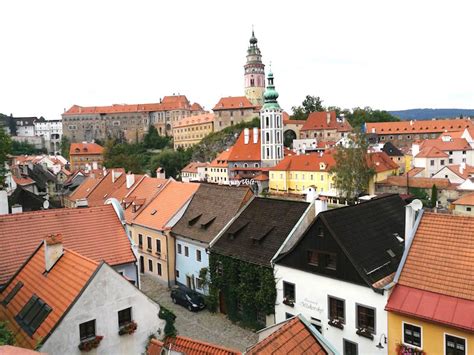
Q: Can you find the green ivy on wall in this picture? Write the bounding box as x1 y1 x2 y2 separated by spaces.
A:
208 253 276 330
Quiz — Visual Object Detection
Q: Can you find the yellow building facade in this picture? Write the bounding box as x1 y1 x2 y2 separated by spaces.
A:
388 312 473 355
173 113 215 149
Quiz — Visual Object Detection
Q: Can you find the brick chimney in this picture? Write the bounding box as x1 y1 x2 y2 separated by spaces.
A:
44 234 64 272
126 172 135 189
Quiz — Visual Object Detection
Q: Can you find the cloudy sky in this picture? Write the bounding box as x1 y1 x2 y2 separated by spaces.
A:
1 0 473 120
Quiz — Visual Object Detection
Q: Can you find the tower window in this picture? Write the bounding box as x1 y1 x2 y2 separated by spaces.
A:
250 79 255 87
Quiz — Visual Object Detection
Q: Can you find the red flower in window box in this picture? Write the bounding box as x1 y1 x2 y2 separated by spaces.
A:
118 320 138 336
282 297 295 307
396 343 426 355
78 336 103 352
328 318 344 330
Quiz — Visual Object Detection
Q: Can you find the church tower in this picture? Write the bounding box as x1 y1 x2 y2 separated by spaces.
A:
244 30 265 106
260 70 284 167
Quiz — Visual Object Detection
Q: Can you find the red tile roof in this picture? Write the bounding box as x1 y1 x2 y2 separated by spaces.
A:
421 137 471 151
415 146 449 158
69 142 104 156
444 164 474 180
147 336 241 355
0 205 135 285
366 118 474 135
66 175 102 201
182 162 209 173
452 192 474 206
386 284 474 332
0 244 98 348
406 167 425 177
12 176 35 186
377 176 453 189
174 113 215 128
191 102 203 111
247 317 328 355
209 149 233 168
228 129 261 162
133 181 199 231
367 152 399 173
213 96 255 111
300 111 352 132
270 153 336 172
85 169 127 207
398 212 474 300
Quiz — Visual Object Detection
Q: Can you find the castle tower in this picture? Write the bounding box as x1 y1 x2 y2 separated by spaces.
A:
260 70 284 167
244 30 265 106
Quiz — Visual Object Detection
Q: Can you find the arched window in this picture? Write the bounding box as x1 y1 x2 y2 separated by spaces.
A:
265 116 269 126
266 132 270 143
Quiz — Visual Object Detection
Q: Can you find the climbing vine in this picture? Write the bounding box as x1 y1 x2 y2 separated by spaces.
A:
208 253 276 330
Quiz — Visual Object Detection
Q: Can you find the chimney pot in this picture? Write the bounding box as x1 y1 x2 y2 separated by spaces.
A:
44 234 64 272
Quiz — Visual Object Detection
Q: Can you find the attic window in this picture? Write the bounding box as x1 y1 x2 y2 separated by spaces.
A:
251 225 274 243
2 281 23 306
227 221 249 240
151 209 157 215
386 249 396 258
393 233 404 243
188 214 202 226
200 216 216 230
15 295 52 336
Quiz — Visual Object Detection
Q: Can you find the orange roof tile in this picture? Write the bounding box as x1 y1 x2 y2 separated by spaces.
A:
247 317 328 355
452 192 474 206
366 118 474 135
148 336 240 355
85 169 126 207
377 176 453 189
0 205 135 285
415 146 449 158
191 102 203 111
270 153 336 172
228 129 261 162
69 142 104 156
66 175 102 201
406 167 425 177
174 113 215 128
367 151 399 173
420 137 471 151
209 149 232 168
133 181 199 230
12 176 35 186
300 111 352 132
0 245 98 349
398 212 474 300
444 164 474 179
181 162 209 173
213 96 255 111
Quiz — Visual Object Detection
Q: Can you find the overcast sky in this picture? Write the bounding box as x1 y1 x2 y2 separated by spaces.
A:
1 0 473 120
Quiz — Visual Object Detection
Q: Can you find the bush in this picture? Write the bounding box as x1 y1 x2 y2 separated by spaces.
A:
158 306 177 338
0 321 14 345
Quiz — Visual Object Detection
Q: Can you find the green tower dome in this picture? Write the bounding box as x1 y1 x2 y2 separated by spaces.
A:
263 70 280 109
249 30 258 45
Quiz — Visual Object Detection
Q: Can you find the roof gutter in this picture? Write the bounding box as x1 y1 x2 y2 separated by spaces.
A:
394 209 424 283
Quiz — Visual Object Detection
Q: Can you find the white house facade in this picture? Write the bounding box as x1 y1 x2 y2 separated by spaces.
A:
175 236 209 293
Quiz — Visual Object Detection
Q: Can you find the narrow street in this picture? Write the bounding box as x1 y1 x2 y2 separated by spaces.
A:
141 274 258 352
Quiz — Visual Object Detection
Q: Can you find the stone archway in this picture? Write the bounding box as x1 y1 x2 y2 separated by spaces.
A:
283 129 297 147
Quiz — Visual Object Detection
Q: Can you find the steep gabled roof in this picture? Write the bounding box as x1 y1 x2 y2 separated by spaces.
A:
65 175 102 201
382 142 404 157
227 129 261 162
453 191 474 206
420 137 471 151
213 96 255 111
269 153 336 172
133 181 199 231
209 149 233 168
211 198 309 267
367 151 399 172
300 111 352 132
69 142 104 156
0 244 99 349
0 205 135 285
171 185 252 244
415 146 449 158
247 315 336 355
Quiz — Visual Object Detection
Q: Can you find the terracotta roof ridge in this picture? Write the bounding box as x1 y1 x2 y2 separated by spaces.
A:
0 204 114 220
123 174 149 198
63 247 100 266
167 335 240 354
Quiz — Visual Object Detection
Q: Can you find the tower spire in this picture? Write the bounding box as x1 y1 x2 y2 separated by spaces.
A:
244 28 265 106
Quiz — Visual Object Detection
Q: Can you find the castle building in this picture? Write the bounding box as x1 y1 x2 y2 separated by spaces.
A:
260 70 284 167
244 30 265 106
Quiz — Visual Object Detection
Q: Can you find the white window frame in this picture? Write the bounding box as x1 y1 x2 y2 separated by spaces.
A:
444 332 467 355
402 321 423 350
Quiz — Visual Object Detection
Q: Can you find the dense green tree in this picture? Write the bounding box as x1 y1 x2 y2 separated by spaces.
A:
11 140 40 155
60 136 71 158
143 125 172 150
0 321 15 345
149 148 192 179
346 106 399 129
0 129 12 186
103 139 150 174
290 95 325 120
431 184 438 208
330 132 375 200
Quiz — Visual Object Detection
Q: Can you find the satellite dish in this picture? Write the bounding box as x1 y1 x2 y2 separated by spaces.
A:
409 199 423 211
43 200 50 209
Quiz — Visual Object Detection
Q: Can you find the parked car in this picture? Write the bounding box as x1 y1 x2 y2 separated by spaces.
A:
170 286 205 312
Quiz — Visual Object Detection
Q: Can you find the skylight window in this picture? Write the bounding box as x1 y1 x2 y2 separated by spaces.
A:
386 249 396 258
151 209 157 215
2 281 23 306
393 233 404 243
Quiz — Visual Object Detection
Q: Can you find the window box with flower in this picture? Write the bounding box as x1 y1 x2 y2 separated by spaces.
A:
356 327 374 340
396 343 426 355
78 336 103 352
118 320 137 335
328 318 344 330
282 297 295 307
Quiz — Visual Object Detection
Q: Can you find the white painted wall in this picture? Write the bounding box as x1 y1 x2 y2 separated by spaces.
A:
41 263 164 355
274 264 389 355
113 262 138 286
175 236 209 294
432 167 465 184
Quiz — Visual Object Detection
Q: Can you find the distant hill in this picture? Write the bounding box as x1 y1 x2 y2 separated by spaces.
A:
388 109 474 120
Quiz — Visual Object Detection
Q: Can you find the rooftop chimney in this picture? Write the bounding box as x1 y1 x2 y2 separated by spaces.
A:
244 128 250 144
156 167 165 179
253 127 258 144
326 112 331 125
405 199 422 248
0 190 8 215
11 204 23 214
460 162 466 175
44 234 64 272
126 172 135 189
305 187 316 203
315 197 328 216
410 120 414 126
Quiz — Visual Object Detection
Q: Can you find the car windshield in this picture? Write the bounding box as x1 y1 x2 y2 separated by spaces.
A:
186 292 202 303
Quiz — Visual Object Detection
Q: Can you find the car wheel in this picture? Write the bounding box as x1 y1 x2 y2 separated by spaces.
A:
172 297 177 304
187 304 193 311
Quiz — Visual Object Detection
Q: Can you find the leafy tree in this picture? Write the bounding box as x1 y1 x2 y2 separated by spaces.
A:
149 148 192 179
0 129 12 186
346 106 399 129
290 95 325 120
143 125 172 150
431 184 438 208
330 132 375 200
0 321 15 345
60 136 71 159
11 140 40 155
103 139 150 174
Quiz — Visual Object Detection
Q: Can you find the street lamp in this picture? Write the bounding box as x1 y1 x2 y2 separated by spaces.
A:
376 333 387 349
